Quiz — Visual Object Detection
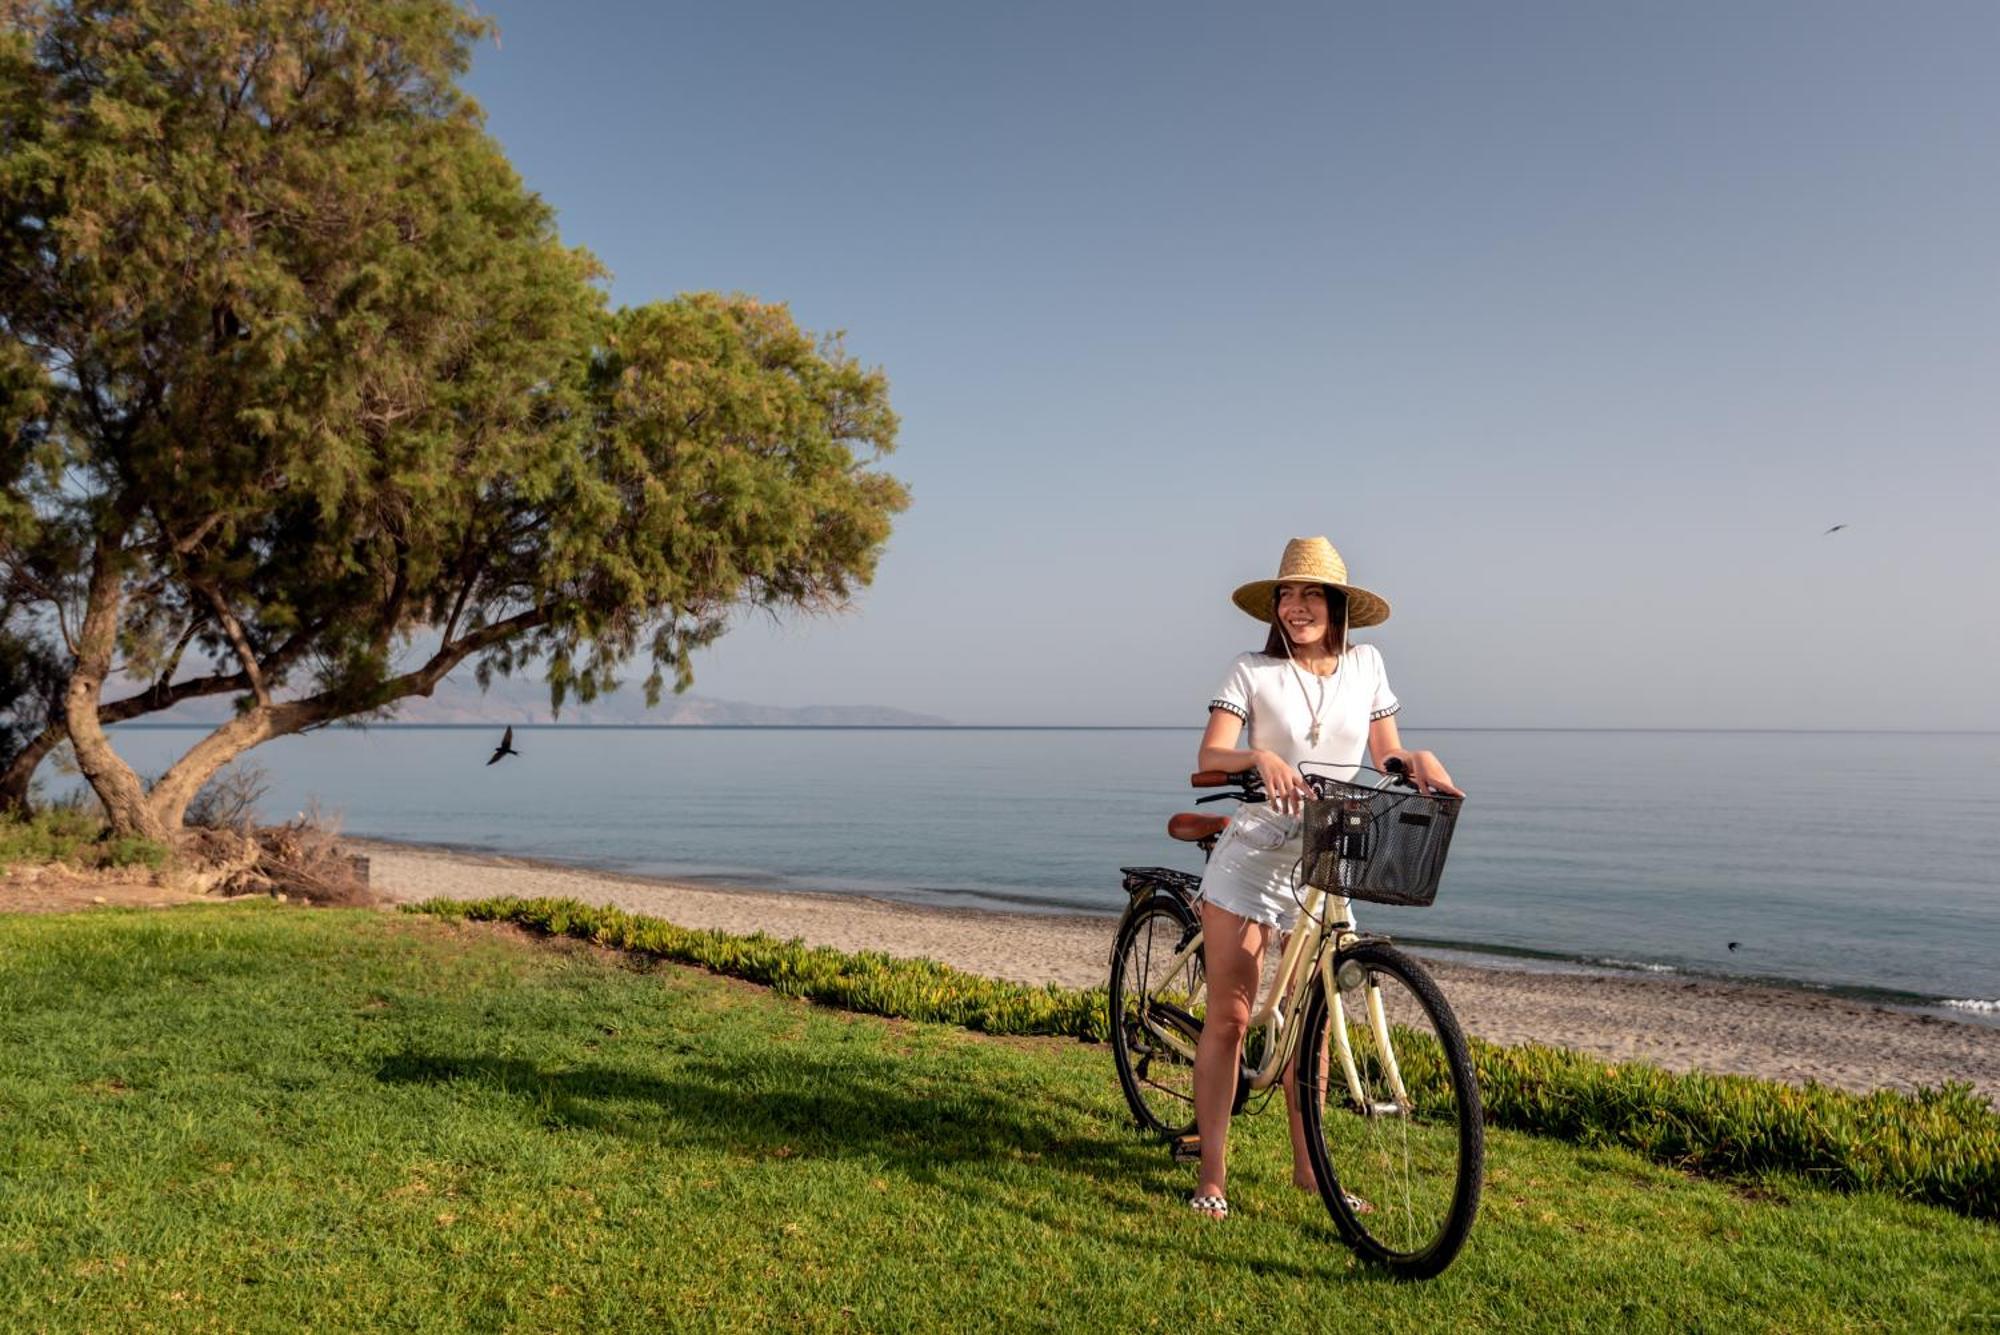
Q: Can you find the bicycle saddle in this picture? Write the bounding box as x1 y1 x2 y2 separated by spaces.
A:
1167 812 1229 842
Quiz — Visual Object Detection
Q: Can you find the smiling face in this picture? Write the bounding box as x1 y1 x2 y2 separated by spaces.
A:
1274 582 1335 653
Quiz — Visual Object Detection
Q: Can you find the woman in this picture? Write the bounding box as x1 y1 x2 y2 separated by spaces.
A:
1188 535 1462 1220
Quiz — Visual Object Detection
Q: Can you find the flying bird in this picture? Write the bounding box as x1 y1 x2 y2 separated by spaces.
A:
486 726 520 766
1822 524 1848 535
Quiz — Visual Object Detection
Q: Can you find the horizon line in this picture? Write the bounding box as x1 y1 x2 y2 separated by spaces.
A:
111 723 2000 736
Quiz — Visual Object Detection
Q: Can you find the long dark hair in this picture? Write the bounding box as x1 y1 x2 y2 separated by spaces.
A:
1261 584 1348 660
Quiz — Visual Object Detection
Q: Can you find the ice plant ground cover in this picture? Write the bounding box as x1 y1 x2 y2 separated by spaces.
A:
0 903 1992 1330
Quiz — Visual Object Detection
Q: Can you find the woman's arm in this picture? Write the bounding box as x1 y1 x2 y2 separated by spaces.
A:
1369 716 1465 798
1199 710 1313 810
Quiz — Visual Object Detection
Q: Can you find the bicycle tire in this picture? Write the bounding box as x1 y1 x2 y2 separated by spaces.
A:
1108 893 1204 1139
1296 940 1482 1279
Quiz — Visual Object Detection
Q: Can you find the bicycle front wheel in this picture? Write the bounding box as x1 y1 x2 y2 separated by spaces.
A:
1108 893 1204 1139
1297 940 1482 1279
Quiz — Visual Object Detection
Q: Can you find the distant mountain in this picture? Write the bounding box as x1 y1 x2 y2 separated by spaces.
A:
139 673 951 728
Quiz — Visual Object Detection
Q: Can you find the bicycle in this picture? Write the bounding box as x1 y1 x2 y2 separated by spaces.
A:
1108 759 1483 1279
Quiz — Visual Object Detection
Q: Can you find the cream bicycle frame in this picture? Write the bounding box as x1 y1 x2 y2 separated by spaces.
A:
1138 881 1410 1110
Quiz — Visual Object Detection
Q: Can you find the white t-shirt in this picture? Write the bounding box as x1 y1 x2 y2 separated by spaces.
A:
1208 645 1400 782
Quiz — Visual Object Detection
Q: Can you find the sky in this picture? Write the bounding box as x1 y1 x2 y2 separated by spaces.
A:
460 1 1999 729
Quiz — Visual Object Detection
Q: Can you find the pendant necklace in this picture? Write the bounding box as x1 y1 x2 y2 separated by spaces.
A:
1286 654 1335 746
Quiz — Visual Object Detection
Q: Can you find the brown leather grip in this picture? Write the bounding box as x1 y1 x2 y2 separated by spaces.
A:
1190 770 1234 788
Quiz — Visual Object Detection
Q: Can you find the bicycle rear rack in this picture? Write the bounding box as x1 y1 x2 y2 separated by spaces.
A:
1120 865 1203 902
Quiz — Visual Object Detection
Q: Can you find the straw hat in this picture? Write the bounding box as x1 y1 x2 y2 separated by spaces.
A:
1230 536 1392 628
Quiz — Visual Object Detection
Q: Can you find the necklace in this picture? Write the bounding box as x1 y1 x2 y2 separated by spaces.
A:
1285 653 1337 746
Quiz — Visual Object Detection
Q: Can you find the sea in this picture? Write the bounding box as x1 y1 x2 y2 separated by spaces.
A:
103 726 1999 1020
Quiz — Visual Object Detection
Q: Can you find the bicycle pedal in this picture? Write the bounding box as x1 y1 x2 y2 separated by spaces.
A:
1170 1134 1202 1164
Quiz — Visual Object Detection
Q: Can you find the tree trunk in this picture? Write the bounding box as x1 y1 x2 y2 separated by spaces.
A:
0 724 64 814
1 616 334 819
144 702 291 833
65 540 168 842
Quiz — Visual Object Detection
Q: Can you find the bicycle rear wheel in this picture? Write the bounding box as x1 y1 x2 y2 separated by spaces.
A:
1108 894 1204 1138
1297 940 1482 1279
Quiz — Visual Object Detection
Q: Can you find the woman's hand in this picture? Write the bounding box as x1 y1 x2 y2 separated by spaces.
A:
1252 749 1314 813
1381 748 1464 798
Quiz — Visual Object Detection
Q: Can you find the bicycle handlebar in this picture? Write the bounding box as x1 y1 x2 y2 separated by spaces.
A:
1188 756 1416 804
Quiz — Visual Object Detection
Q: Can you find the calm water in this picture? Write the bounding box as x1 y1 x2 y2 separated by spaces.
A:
107 726 2000 1008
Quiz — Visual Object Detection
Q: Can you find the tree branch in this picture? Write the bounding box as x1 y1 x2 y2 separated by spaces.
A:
98 615 321 720
173 511 226 555
438 520 485 646
146 615 205 700
294 604 550 728
144 605 553 827
440 569 475 648
196 582 269 706
412 606 551 698
375 537 410 650
1 558 80 657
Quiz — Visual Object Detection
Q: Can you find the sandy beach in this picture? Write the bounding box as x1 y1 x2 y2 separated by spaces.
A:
357 839 2000 1104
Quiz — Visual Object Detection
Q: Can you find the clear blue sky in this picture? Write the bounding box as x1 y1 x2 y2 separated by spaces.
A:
463 1 1999 729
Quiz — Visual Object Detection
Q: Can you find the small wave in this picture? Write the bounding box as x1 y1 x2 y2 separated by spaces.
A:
1941 998 2000 1014
907 885 1116 916
1589 957 1680 974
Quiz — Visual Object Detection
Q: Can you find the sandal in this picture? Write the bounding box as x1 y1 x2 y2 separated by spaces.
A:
1294 1173 1374 1217
1188 1193 1230 1219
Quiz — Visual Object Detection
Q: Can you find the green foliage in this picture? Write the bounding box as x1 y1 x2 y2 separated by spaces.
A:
95 830 167 870
1465 1037 1999 1223
559 296 906 704
414 895 2000 1222
0 807 100 866
418 894 1107 1043
0 624 63 760
0 0 906 827
3 0 590 658
0 808 165 869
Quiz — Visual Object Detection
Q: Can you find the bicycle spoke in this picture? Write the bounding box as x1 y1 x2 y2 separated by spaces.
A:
1299 941 1482 1278
1109 898 1202 1138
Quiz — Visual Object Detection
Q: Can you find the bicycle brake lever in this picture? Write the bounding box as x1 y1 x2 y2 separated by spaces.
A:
1195 779 1265 805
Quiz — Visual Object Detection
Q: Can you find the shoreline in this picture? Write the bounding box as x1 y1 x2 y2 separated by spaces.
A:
353 836 2000 1104
348 836 1993 1021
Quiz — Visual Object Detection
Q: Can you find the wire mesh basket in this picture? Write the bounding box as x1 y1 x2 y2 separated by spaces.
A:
1299 779 1462 908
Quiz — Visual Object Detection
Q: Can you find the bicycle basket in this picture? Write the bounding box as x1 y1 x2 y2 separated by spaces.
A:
1299 780 1461 908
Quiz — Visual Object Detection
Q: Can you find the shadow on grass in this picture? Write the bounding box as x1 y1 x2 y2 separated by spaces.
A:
377 1047 1154 1178
374 1048 1349 1281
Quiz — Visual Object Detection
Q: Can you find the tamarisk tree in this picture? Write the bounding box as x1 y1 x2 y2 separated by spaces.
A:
0 0 905 839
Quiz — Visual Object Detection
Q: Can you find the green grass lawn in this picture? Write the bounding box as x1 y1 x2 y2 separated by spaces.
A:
0 905 1992 1332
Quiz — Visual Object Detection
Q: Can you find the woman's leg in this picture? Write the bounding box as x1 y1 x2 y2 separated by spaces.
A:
1192 900 1268 1215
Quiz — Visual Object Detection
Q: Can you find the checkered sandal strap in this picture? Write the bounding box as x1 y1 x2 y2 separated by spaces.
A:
1187 1194 1230 1217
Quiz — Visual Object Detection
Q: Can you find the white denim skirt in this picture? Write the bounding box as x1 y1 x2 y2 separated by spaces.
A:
1197 804 1308 931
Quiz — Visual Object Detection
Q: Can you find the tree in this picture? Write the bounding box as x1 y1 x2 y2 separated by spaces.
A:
0 0 906 840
